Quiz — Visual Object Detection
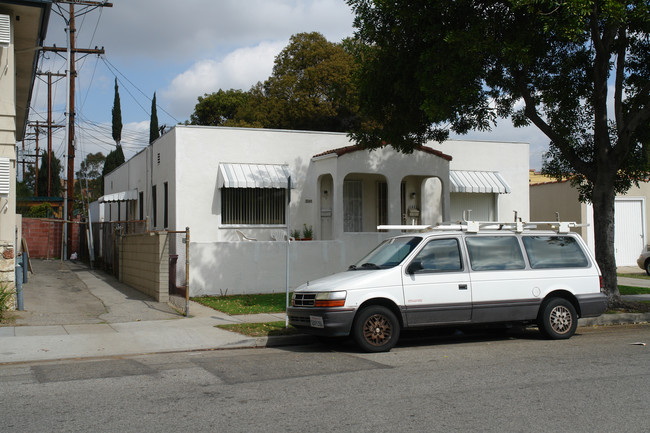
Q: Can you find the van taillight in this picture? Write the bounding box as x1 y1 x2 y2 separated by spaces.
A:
600 276 604 292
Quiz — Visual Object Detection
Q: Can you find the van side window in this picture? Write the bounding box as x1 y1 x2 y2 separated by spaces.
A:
465 236 525 271
522 236 590 268
410 239 462 272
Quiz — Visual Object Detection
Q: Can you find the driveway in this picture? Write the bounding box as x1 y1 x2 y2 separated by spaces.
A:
5 259 181 326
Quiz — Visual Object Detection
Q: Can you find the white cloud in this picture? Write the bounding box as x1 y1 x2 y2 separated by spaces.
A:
89 0 354 62
161 40 286 118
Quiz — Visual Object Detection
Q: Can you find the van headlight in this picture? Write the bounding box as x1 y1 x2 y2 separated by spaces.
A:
314 291 347 307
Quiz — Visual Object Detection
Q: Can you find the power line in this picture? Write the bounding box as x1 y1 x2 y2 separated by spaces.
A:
101 55 180 123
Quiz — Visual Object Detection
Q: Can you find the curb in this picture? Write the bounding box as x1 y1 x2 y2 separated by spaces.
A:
257 313 650 349
579 312 650 327
254 334 316 348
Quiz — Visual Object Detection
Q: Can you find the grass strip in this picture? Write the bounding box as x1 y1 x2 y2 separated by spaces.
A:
216 321 301 337
192 293 288 315
618 285 650 295
618 273 650 280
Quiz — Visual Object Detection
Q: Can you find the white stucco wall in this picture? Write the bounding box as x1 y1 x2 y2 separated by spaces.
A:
190 232 392 295
173 126 353 242
0 18 16 245
433 140 530 222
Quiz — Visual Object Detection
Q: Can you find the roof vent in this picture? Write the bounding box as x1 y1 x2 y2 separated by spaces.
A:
0 15 10 46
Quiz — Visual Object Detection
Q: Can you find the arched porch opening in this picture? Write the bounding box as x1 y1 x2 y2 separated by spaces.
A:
342 173 388 232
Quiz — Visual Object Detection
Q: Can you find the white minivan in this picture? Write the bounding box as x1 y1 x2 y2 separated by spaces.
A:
287 222 608 352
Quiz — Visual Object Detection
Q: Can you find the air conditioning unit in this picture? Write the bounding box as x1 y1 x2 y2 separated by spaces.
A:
0 15 10 46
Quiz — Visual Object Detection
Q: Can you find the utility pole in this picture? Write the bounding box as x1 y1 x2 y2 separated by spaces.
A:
28 119 65 195
35 71 66 196
42 0 112 259
34 122 39 196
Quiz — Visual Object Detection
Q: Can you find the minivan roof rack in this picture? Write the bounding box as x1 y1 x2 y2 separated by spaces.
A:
377 221 587 234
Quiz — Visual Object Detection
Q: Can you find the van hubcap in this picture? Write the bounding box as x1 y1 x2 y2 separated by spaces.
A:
550 305 572 334
363 314 392 346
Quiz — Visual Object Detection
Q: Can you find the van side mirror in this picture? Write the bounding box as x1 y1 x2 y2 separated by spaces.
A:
407 261 423 274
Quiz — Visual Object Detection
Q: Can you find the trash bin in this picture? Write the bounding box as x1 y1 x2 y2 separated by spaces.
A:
169 254 178 295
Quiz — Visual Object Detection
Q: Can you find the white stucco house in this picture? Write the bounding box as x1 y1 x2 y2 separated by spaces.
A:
101 125 529 295
0 0 51 305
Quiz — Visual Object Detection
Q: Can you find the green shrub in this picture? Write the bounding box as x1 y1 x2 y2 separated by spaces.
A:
26 202 54 218
0 281 14 318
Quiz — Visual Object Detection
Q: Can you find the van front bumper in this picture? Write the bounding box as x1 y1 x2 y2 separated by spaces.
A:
287 307 356 337
577 293 608 317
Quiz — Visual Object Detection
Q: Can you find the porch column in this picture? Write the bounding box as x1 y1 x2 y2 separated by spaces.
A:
387 177 402 225
440 178 451 221
332 175 345 239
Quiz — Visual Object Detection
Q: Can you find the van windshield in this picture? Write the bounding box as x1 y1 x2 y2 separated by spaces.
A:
350 237 422 270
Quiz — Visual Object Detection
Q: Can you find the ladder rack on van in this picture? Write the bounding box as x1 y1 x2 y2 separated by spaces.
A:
377 221 587 234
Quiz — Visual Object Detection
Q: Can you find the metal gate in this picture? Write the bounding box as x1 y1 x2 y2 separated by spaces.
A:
168 228 190 315
88 220 147 276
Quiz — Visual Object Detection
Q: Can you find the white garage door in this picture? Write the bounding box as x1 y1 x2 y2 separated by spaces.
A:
615 198 645 266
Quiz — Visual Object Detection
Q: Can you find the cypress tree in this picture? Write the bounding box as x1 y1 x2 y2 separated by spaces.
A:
150 92 160 144
112 78 122 146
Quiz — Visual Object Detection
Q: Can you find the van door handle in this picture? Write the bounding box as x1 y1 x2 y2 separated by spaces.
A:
459 284 468 290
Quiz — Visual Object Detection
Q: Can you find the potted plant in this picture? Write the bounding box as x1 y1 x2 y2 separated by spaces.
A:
290 229 301 240
302 224 313 240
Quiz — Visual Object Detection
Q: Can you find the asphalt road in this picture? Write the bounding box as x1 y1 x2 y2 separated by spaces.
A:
1 324 648 432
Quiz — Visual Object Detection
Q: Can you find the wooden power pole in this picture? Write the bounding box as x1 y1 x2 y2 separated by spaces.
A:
42 0 112 258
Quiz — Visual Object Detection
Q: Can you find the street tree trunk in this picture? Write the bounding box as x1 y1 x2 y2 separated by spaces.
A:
591 176 621 306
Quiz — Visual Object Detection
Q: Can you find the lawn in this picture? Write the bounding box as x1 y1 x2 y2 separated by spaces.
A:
192 293 289 315
618 285 650 295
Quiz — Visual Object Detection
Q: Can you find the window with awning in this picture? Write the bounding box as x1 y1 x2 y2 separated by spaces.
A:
219 163 294 225
99 189 138 203
218 163 295 189
449 170 511 194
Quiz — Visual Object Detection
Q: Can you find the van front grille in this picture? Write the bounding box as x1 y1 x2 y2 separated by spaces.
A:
293 293 316 307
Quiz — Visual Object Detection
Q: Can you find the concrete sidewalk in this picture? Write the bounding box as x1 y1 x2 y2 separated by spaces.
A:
1 260 649 364
0 260 309 364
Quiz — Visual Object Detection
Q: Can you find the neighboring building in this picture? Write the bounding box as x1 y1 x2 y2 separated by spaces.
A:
101 126 529 295
530 171 650 266
0 1 51 307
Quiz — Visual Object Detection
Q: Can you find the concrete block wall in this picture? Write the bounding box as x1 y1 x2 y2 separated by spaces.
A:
21 218 81 259
119 232 169 302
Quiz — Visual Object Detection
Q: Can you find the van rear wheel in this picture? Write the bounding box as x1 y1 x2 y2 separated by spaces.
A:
538 298 577 339
352 306 400 352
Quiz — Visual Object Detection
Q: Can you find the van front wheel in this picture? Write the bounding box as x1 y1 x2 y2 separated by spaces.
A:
352 306 400 352
538 298 577 339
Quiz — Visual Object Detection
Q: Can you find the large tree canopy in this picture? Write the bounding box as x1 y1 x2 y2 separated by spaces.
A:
36 151 62 197
189 89 252 127
76 152 105 203
348 0 650 303
189 32 359 132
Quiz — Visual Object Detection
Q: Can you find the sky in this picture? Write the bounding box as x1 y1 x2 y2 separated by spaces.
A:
25 0 549 176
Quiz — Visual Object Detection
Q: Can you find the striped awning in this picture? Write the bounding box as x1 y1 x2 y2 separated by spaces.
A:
450 170 511 194
99 189 138 203
218 163 295 188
